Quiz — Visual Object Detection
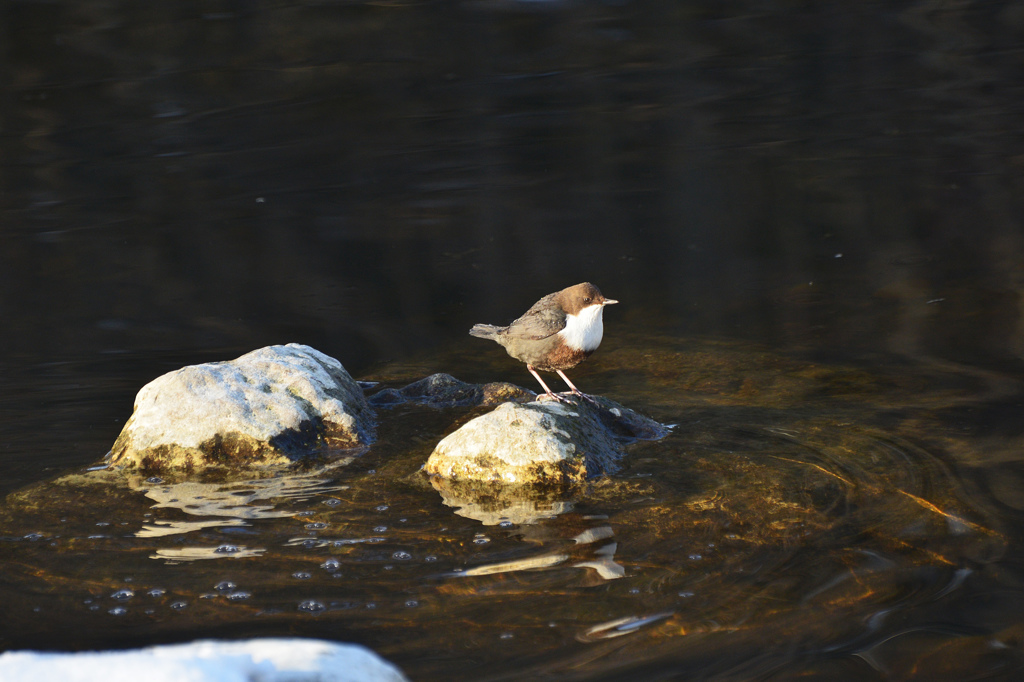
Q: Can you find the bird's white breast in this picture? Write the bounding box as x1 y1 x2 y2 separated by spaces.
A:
558 304 605 351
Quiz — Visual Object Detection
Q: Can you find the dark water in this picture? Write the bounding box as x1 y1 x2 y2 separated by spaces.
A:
3 0 1024 679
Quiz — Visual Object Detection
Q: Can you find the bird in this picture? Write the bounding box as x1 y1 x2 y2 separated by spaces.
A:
469 282 618 402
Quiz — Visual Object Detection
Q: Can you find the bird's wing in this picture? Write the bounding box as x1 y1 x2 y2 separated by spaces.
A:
506 293 567 340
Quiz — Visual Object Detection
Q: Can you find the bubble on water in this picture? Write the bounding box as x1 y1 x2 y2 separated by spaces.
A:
215 544 241 554
405 600 419 608
123 577 133 582
200 593 218 599
95 522 111 527
84 599 93 604
227 591 251 601
292 571 312 580
688 554 702 561
726 533 739 540
365 602 376 609
302 539 319 549
170 601 188 610
629 588 640 595
374 504 389 512
23 532 44 541
498 520 515 529
373 526 388 533
145 477 164 484
110 589 134 601
147 588 166 598
296 511 314 517
89 605 100 611
108 607 127 616
678 591 695 598
215 581 236 592
499 632 514 640
323 498 341 507
392 551 412 561
707 543 716 548
424 555 438 562
305 522 328 530
87 535 107 539
144 609 154 615
367 469 376 475
383 565 394 571
473 536 491 545
321 558 341 572
398 518 407 523
298 600 325 613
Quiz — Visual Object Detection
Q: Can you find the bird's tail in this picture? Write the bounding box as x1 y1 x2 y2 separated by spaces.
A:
469 323 501 339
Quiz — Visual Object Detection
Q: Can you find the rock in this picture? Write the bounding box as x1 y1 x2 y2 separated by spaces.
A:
423 395 669 486
367 373 534 408
0 638 408 682
107 344 375 472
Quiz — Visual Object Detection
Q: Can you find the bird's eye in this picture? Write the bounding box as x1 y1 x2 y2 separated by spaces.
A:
583 297 591 303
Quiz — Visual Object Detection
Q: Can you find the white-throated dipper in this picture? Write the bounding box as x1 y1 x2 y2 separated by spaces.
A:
469 282 618 401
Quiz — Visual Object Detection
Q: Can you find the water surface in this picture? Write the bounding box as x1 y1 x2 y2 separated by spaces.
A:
3 0 1024 679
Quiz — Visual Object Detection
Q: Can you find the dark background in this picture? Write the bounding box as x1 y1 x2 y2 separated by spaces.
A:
3 0 1024 489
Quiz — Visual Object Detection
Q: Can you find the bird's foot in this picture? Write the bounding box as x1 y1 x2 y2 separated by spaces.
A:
568 389 603 407
536 391 574 404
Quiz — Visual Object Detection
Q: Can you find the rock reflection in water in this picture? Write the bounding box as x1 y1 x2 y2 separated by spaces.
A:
133 469 351 524
151 545 266 564
428 476 575 526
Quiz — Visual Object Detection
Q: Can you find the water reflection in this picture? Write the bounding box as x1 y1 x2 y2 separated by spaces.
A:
428 477 575 525
151 545 266 564
136 471 350 522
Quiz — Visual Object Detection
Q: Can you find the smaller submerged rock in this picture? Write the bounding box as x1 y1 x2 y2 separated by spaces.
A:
368 373 534 408
424 395 669 486
108 344 374 472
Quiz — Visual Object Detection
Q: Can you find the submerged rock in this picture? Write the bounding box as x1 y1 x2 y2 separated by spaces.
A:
424 395 670 486
367 373 534 408
108 344 375 472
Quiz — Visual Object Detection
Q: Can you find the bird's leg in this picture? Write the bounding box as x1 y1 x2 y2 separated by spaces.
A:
555 369 602 406
527 365 570 402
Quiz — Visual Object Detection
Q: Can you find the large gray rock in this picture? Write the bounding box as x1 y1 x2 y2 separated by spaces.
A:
108 344 374 472
424 396 669 486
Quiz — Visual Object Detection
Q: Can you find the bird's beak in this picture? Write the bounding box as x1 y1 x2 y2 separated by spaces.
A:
603 299 618 305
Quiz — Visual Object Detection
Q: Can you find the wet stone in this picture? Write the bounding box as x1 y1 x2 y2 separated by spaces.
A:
424 395 670 486
107 344 376 473
367 373 535 408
